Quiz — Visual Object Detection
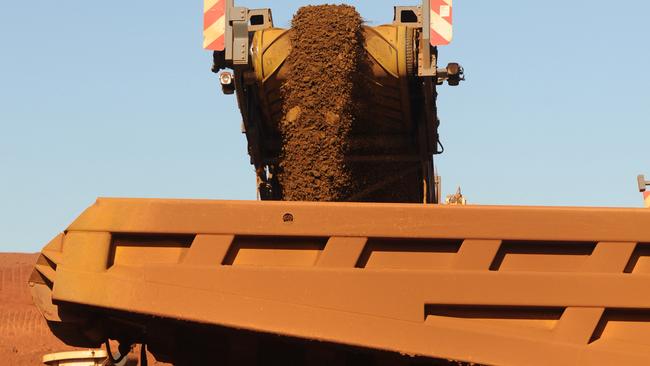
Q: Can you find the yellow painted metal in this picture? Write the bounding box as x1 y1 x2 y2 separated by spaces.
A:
249 24 416 135
251 28 290 83
251 25 411 82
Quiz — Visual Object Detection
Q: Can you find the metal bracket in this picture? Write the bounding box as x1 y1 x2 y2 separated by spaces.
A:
638 175 649 192
248 8 274 32
223 3 273 67
393 6 422 27
434 175 442 204
419 1 436 77
230 6 249 65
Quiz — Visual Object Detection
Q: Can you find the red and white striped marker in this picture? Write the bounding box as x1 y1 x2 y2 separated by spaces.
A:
204 0 226 51
644 191 650 208
429 0 453 46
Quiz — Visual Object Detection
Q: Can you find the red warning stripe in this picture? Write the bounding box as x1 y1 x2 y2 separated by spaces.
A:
206 35 225 52
429 0 453 46
431 0 453 23
204 0 226 51
204 0 225 30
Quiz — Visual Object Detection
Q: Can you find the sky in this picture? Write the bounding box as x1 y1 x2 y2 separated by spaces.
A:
0 1 648 252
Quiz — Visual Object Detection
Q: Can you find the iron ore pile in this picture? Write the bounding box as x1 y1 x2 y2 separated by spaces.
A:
277 5 421 203
278 4 363 201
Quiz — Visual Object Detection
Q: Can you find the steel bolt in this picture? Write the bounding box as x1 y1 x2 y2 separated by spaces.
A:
282 213 294 223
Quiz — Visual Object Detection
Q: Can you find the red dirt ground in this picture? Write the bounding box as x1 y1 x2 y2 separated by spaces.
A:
0 253 77 365
0 253 168 365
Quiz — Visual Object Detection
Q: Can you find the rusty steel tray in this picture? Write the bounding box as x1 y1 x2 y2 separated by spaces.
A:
30 198 650 365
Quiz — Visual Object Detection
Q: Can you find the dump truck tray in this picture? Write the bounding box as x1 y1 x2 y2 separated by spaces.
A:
30 198 650 365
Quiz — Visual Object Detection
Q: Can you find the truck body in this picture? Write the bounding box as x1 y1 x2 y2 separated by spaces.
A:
30 199 650 365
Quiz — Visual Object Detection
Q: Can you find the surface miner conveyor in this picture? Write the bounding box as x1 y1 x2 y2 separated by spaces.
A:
29 2 650 366
208 0 463 203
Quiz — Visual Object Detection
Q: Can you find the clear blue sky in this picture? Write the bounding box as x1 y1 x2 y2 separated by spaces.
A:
1 1 648 252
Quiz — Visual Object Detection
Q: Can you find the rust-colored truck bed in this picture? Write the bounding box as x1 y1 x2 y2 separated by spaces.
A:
30 198 650 365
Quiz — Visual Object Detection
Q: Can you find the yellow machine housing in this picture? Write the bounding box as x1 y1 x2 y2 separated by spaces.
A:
229 23 442 203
